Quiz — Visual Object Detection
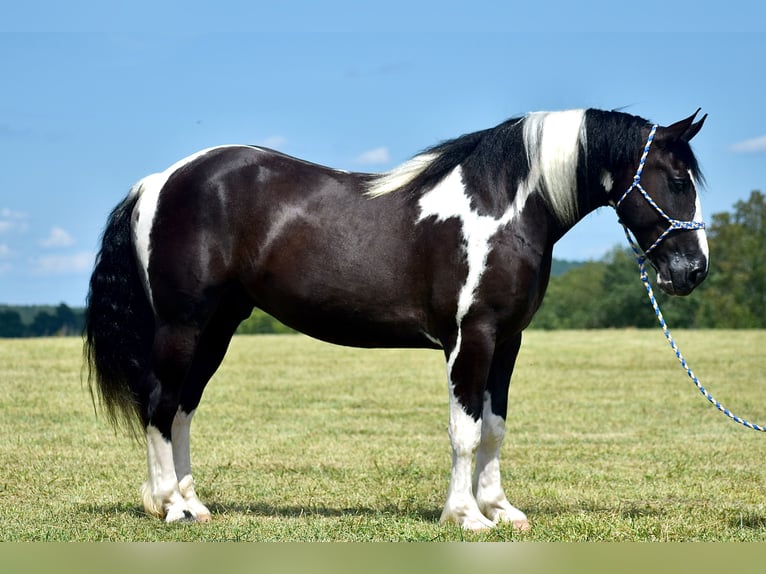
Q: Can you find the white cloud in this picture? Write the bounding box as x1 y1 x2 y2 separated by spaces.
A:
40 226 75 248
0 243 11 258
355 146 391 165
730 135 766 153
0 209 29 234
261 135 287 148
32 251 93 275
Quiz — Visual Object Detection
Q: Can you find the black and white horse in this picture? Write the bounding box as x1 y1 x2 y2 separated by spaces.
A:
85 108 708 530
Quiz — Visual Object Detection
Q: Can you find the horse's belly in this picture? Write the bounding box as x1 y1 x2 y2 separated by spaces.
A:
266 302 438 349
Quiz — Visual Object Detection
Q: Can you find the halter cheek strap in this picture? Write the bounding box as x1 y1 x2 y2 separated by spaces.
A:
613 124 706 260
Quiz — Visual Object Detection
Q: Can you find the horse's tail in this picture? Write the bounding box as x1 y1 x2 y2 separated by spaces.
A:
84 185 154 438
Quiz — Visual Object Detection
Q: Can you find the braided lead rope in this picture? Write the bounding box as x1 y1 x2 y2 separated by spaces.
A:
615 124 764 431
621 225 766 432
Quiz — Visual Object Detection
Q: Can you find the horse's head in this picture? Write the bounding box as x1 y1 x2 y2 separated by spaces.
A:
613 110 709 296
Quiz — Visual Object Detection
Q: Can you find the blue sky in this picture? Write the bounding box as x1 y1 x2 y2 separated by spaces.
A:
1 3 765 306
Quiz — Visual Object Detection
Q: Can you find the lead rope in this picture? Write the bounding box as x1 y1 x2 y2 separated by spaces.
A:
622 226 766 432
616 125 766 432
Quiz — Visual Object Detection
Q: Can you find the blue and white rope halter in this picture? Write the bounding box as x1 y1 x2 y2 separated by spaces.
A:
615 124 766 432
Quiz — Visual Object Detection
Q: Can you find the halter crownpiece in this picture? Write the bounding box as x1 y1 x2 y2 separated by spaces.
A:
613 124 706 260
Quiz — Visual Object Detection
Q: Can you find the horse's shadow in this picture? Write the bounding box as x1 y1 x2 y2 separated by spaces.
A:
730 513 766 530
81 501 441 523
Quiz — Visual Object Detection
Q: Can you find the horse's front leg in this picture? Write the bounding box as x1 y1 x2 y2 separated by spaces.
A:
473 333 529 530
439 325 496 531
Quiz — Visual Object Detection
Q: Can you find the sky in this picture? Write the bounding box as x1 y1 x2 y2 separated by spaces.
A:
1 3 765 306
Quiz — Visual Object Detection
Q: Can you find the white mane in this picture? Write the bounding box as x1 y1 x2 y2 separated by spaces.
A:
522 110 586 227
364 109 587 227
365 152 440 198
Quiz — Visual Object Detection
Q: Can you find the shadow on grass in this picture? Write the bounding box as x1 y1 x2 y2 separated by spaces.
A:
80 501 441 523
730 513 766 530
524 499 669 520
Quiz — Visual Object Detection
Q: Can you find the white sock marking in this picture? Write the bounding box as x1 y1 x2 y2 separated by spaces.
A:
144 425 187 521
441 381 493 530
171 409 211 520
473 392 528 525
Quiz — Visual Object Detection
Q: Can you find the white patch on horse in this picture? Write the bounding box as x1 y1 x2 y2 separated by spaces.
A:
523 110 586 226
690 171 709 266
131 145 251 309
601 170 614 194
171 408 211 522
418 166 529 346
417 165 529 529
143 425 191 522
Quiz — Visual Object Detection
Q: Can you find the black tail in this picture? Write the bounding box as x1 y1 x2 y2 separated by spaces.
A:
84 190 154 438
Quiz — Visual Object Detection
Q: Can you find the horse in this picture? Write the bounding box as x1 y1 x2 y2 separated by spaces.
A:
84 108 708 531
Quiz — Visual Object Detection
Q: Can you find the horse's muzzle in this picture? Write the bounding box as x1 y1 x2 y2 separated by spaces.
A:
655 254 708 296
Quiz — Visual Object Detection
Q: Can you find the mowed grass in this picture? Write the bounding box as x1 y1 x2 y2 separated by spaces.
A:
1 330 765 541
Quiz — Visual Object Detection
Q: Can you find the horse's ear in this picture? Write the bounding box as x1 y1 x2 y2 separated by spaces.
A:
660 109 707 143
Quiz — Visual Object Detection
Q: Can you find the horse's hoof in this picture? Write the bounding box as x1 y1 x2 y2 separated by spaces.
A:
165 507 196 523
511 519 530 531
196 512 212 523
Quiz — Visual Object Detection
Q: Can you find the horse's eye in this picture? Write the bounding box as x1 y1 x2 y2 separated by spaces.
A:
671 177 689 192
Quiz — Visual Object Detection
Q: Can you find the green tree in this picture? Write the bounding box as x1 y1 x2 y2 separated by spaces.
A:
696 190 766 327
532 261 606 329
597 247 656 327
236 309 296 334
0 310 25 337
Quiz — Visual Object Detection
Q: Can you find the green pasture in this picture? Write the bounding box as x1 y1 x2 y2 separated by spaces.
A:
1 331 765 541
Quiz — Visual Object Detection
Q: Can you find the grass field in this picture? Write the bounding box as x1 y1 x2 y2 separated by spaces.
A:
1 330 765 541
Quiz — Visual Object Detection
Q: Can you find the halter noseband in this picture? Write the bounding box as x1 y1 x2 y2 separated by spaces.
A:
613 124 705 261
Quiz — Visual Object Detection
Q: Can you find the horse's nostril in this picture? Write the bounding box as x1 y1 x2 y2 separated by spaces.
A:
688 263 708 286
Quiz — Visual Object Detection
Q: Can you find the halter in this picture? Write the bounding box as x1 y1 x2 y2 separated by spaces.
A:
613 124 706 261
615 125 766 432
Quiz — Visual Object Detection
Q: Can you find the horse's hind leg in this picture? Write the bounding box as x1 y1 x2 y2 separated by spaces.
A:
140 322 204 522
171 300 253 523
473 333 529 530
170 410 209 522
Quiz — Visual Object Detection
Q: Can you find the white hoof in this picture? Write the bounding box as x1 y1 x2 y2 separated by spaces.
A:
178 475 212 522
440 503 496 531
164 506 197 523
479 500 530 531
142 480 202 522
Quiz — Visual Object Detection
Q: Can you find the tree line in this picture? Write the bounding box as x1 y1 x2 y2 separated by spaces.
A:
0 303 84 337
1 190 763 337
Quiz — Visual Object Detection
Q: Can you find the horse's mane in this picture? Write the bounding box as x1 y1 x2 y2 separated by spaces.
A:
365 123 503 199
365 109 704 225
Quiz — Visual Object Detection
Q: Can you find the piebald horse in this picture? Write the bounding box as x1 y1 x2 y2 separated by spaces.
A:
85 108 707 530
